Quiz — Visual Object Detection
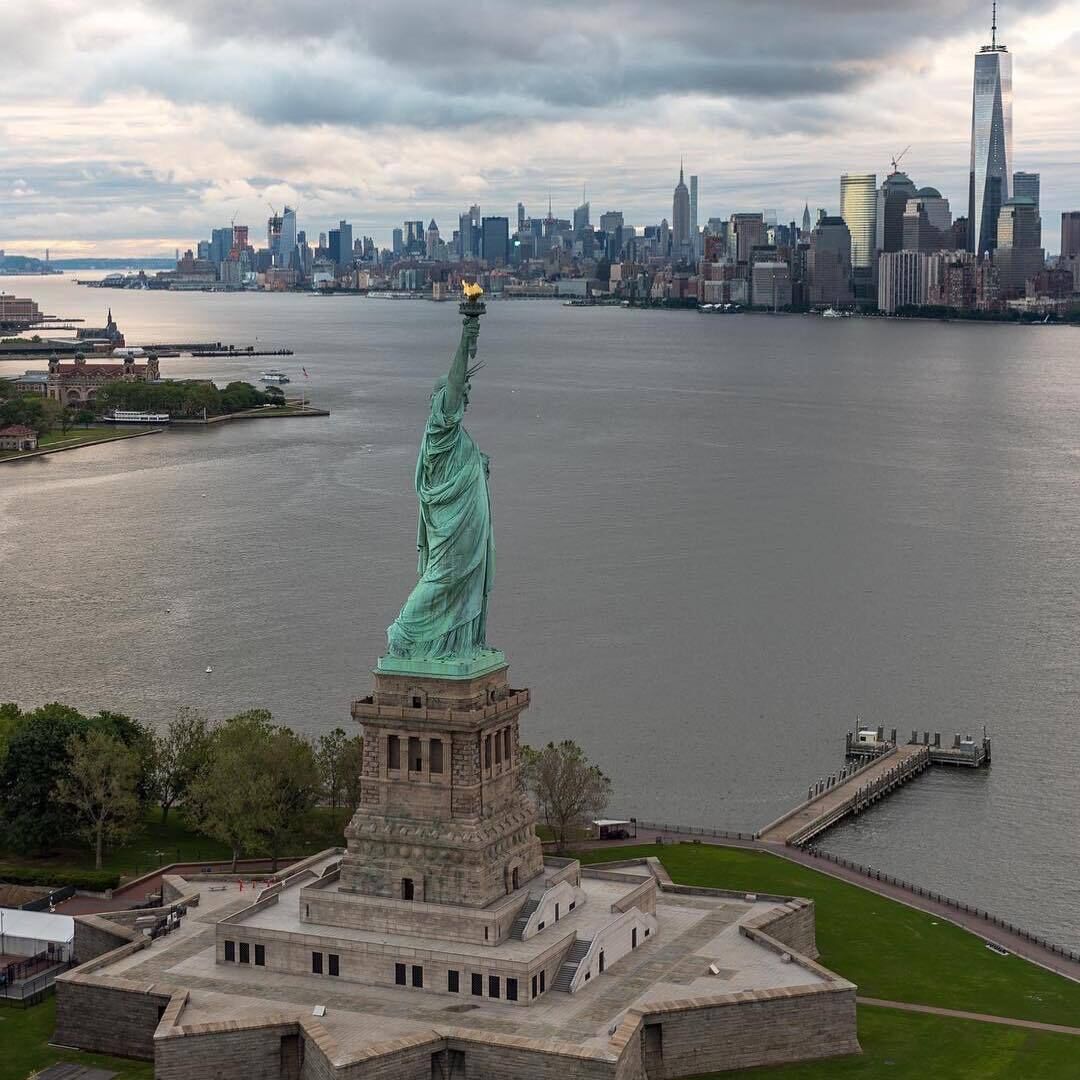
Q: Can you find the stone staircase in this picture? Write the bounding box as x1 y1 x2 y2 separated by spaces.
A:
509 895 541 940
552 937 591 992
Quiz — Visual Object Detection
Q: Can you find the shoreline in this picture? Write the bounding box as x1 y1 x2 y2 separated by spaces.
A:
0 426 164 464
169 405 330 425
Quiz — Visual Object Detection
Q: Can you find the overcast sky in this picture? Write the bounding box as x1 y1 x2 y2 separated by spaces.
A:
2 0 1077 257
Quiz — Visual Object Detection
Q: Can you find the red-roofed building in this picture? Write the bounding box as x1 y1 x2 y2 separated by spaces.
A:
47 351 160 405
0 425 38 451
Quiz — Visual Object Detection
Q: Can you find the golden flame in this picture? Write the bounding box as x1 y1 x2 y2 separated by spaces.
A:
461 282 484 300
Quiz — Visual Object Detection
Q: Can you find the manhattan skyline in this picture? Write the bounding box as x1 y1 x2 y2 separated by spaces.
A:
2 0 1078 257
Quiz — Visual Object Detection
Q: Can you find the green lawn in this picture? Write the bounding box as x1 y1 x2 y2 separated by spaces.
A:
0 426 154 460
581 844 1080 1028
0 997 153 1080
0 806 349 880
709 1005 1080 1080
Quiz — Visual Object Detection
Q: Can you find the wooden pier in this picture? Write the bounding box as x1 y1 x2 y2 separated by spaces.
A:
758 726 991 847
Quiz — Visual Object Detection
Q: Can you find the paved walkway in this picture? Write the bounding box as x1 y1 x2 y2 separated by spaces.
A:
858 996 1080 1036
757 744 926 844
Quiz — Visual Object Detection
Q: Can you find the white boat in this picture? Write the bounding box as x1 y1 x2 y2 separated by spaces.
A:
821 307 849 319
260 370 290 383
102 410 170 423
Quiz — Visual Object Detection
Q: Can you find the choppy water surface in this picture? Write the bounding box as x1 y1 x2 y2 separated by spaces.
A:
1 275 1078 945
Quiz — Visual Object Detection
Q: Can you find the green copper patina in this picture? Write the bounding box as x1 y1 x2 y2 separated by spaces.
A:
383 297 500 673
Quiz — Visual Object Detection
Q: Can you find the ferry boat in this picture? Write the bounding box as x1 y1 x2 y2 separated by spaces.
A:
260 370 290 383
101 410 170 424
821 307 851 319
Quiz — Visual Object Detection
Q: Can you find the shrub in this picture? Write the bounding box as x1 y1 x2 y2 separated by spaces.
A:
0 865 120 891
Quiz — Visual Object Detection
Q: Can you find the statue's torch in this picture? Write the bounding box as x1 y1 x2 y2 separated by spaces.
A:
459 282 486 360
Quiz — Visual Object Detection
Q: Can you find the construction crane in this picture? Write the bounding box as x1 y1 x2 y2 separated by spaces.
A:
890 146 911 174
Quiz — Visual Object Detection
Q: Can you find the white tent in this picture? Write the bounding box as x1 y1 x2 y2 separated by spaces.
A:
0 907 74 960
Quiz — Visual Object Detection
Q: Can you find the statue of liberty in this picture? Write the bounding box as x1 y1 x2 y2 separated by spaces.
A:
386 287 496 663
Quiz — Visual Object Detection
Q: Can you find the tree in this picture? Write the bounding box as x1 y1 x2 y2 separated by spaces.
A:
0 703 89 853
57 730 142 869
186 710 319 872
186 710 271 872
150 707 212 823
317 728 349 813
251 727 320 870
340 736 364 812
89 709 155 804
0 702 23 775
76 408 95 428
521 740 612 853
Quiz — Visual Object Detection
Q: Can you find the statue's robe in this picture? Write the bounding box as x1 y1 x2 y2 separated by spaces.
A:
386 384 494 658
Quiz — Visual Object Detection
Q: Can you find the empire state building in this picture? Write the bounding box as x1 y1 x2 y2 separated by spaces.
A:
968 4 1013 255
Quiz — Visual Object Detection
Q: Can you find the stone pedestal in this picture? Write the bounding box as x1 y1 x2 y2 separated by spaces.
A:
339 659 544 908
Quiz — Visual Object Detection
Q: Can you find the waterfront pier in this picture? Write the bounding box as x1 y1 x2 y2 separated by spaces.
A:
758 726 992 847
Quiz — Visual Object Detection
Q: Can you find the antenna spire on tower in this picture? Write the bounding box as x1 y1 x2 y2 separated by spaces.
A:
992 1 997 48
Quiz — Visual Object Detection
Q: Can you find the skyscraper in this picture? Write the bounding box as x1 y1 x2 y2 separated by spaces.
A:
968 5 1013 254
841 174 878 307
573 199 590 233
994 196 1042 296
426 219 440 260
1012 171 1039 210
1062 211 1080 291
802 204 812 237
902 191 953 253
672 162 691 261
689 175 699 256
209 227 233 266
808 217 854 308
335 220 353 270
599 211 624 260
1062 212 1080 258
481 216 509 266
267 211 283 263
840 174 877 269
459 205 481 259
876 171 918 253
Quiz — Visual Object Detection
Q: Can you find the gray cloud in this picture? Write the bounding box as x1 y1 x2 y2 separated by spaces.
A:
0 0 1075 254
71 0 1055 131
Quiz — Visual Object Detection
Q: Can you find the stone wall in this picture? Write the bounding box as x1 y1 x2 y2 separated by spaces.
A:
54 975 170 1060
156 1019 298 1080
301 884 525 946
521 880 584 939
744 899 818 959
72 914 140 963
216 914 575 1008
635 984 858 1078
570 909 659 992
610 877 657 917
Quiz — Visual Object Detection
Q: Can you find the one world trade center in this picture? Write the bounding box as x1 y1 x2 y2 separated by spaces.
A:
968 4 1013 255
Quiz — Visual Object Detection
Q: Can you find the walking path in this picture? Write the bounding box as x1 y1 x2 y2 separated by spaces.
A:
858 997 1080 1036
757 744 927 845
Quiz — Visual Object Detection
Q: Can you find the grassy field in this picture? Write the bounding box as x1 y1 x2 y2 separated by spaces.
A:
0 426 155 460
0 806 349 879
0 997 153 1080
703 1005 1080 1080
581 843 1080 1028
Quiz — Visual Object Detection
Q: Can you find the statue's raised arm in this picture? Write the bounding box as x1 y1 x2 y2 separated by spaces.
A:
443 317 479 416
384 286 495 664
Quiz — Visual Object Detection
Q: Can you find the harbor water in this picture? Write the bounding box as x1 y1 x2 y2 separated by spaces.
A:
1 275 1078 946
